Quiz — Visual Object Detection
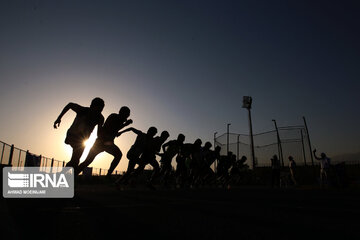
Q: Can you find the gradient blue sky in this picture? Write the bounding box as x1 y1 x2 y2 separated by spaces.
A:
0 0 359 171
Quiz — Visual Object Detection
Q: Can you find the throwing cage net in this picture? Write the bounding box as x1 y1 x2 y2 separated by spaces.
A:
214 126 313 168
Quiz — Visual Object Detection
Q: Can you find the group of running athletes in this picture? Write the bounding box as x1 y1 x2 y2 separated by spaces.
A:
54 97 249 189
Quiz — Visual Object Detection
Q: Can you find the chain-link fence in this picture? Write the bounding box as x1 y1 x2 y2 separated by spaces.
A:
215 125 315 168
0 140 119 176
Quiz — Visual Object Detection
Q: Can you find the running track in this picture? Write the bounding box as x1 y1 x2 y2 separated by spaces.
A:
2 183 360 239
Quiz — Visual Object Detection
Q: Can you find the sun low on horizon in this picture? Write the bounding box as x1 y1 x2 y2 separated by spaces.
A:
80 130 98 161
60 122 139 173
62 126 109 167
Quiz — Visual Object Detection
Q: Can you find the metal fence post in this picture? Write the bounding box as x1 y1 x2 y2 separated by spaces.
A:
303 116 314 167
213 131 217 173
227 123 231 154
8 144 14 166
300 129 307 166
39 155 42 171
1 143 5 164
272 119 284 167
18 150 22 168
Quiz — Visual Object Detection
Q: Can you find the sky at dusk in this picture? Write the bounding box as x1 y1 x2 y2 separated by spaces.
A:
0 0 359 171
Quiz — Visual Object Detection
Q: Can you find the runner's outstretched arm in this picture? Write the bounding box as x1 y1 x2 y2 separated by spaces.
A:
118 119 133 132
53 103 82 129
116 127 142 137
162 141 171 153
313 149 321 160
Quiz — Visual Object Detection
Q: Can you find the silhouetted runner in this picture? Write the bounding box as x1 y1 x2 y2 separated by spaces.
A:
175 142 192 187
271 154 281 187
188 138 203 187
288 156 297 186
132 130 170 189
313 149 331 187
217 151 233 185
115 126 158 185
237 155 247 168
76 106 132 177
159 133 185 186
202 145 221 185
54 98 105 172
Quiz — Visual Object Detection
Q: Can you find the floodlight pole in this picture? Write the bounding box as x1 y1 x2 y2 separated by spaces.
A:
242 96 256 169
272 119 284 167
248 108 256 169
227 123 231 154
